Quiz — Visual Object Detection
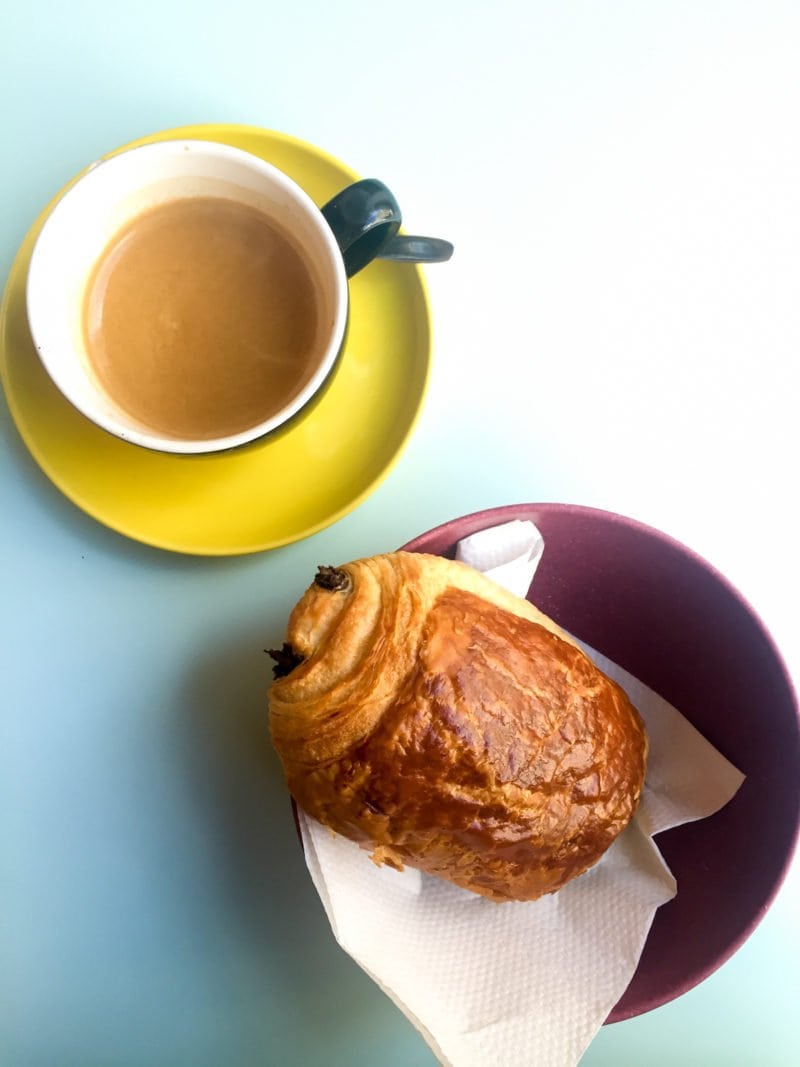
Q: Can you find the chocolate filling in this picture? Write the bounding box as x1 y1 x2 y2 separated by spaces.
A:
267 642 305 679
314 565 351 592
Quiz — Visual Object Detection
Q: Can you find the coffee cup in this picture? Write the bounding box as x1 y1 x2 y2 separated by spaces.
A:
25 140 451 455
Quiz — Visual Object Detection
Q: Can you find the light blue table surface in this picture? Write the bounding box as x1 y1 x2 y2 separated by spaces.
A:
2 3 798 1065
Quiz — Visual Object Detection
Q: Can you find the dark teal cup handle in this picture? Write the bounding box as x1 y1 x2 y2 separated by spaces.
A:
321 178 453 277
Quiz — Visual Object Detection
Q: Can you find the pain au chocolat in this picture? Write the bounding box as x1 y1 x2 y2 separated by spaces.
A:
268 552 647 903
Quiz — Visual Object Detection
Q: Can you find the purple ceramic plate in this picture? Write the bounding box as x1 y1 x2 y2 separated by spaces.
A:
401 502 800 1023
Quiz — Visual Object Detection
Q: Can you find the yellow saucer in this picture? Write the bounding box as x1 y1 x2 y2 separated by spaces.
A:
0 124 432 555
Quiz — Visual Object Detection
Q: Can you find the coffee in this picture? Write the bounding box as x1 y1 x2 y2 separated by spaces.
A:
82 196 322 441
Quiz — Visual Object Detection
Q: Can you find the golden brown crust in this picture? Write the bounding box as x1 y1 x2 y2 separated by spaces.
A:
269 552 647 902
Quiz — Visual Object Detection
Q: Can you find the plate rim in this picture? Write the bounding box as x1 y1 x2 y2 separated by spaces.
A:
401 500 800 1022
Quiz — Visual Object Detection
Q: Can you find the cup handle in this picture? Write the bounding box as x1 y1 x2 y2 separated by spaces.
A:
321 179 453 277
321 179 402 278
377 235 454 263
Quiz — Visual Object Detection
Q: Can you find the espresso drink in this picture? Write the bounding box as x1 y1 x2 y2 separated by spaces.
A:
83 197 322 440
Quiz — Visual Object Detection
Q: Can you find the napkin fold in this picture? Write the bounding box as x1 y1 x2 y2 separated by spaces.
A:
297 521 745 1066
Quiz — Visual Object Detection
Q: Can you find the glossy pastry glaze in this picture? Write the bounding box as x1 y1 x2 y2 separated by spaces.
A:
269 552 647 902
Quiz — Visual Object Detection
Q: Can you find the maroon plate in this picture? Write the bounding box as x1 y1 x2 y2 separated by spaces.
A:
401 502 800 1023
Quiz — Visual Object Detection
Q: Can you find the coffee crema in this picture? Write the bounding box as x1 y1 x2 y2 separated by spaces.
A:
82 196 322 441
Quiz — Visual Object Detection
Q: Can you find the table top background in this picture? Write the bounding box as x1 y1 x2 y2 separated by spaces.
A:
2 3 798 1065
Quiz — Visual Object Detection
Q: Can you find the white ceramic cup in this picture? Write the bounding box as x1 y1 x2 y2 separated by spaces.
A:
26 140 351 454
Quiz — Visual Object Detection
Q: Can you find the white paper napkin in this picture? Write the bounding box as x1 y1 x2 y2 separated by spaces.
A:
297 521 745 1066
